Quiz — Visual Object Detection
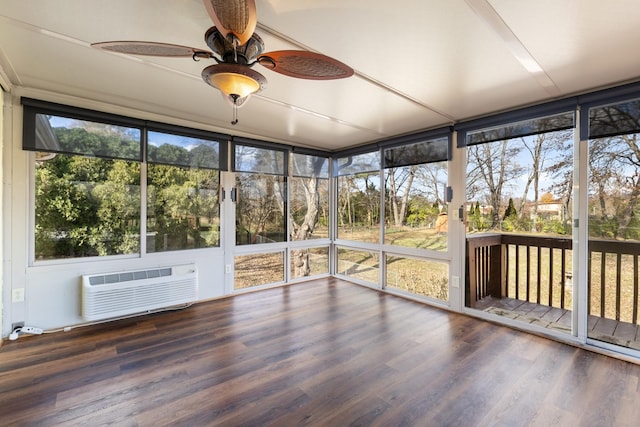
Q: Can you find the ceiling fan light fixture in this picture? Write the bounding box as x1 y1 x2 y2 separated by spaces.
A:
202 63 266 99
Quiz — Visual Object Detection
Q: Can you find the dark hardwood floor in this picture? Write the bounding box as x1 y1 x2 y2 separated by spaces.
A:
1 277 640 426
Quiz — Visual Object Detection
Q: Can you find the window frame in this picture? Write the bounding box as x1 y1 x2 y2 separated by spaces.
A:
22 99 228 265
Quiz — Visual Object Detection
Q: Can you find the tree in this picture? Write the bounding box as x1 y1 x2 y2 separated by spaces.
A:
544 130 574 234
467 141 524 228
540 192 555 203
518 134 544 226
503 198 517 220
587 132 640 240
502 197 518 231
386 166 416 227
289 156 328 277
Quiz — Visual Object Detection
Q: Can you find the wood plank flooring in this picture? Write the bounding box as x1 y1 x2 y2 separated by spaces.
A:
2 277 640 426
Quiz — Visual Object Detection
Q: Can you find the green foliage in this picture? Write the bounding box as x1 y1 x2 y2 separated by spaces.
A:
589 216 619 239
624 211 640 240
35 155 140 258
147 165 220 252
499 198 518 231
55 126 140 159
542 219 571 235
503 198 517 220
406 197 439 227
35 126 220 259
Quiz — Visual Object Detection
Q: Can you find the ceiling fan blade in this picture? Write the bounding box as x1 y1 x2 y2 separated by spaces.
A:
257 50 354 80
203 0 257 46
92 41 212 58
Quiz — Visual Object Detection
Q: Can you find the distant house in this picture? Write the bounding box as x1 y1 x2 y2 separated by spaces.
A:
531 199 565 221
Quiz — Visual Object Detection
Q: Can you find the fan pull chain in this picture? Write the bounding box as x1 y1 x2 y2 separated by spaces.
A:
231 94 239 125
232 104 238 125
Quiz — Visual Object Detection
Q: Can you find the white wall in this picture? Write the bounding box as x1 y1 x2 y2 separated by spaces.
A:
0 86 4 340
2 91 227 336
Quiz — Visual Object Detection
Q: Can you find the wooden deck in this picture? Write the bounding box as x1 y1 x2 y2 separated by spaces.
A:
476 296 640 350
2 278 640 426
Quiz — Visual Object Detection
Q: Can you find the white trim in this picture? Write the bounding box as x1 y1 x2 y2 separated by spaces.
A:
575 109 589 342
449 129 466 312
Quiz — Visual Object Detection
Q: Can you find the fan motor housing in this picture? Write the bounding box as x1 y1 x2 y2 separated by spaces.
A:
205 26 264 64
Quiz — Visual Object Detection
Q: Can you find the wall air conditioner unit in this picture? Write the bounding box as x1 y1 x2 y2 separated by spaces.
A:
82 264 198 321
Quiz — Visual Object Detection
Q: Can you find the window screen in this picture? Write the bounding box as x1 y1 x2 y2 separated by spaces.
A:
291 153 329 178
335 151 380 176
589 99 640 139
23 113 142 161
465 112 575 146
147 131 221 170
384 137 448 168
233 143 287 175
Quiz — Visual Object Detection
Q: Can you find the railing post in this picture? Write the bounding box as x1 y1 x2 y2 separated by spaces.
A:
487 241 505 298
466 238 477 308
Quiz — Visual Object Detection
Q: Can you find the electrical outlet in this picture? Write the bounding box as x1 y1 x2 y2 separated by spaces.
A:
12 322 25 331
225 264 232 274
12 288 25 303
452 276 460 288
22 326 44 335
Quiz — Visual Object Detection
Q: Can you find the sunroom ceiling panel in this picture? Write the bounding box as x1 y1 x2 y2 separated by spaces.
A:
490 0 640 94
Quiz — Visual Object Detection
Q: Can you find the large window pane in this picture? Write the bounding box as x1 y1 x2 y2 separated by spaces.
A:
290 176 329 240
336 173 380 243
384 162 448 250
466 129 573 235
236 173 286 245
386 256 448 301
147 165 219 252
336 151 381 243
235 252 284 289
35 155 140 259
290 153 329 241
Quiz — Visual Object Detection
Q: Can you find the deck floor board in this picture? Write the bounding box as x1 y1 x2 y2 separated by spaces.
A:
477 295 640 349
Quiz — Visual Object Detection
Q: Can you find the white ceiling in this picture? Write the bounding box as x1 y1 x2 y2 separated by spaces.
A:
1 0 640 151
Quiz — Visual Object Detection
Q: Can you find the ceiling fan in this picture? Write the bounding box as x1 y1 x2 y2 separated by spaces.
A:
92 0 354 124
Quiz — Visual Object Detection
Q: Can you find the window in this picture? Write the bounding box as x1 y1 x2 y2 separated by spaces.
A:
463 111 575 335
233 143 287 246
335 151 381 243
587 98 640 349
30 114 142 260
146 131 221 252
290 153 329 240
235 252 285 289
290 246 329 278
23 99 225 261
386 256 448 301
465 114 574 236
383 138 448 250
336 247 379 284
